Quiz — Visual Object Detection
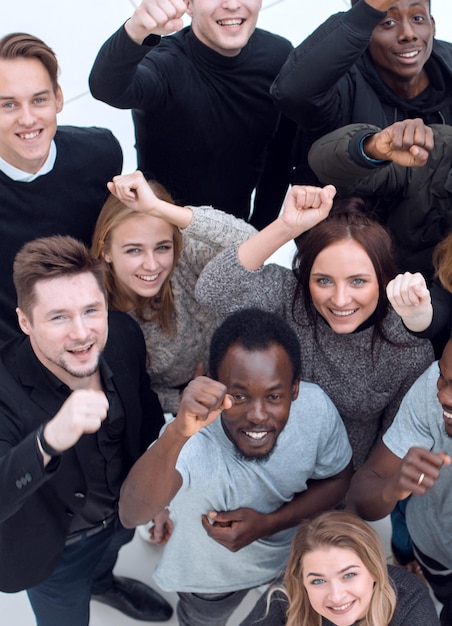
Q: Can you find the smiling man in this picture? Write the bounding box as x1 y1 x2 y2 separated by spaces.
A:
0 33 123 344
89 0 295 229
0 236 171 625
119 308 352 625
271 0 452 185
346 335 452 624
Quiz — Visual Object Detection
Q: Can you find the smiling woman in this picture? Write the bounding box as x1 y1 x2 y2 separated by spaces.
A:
91 170 256 414
195 189 434 469
240 510 439 626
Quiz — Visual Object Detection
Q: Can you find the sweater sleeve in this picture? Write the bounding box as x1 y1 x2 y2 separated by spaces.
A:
387 565 440 625
89 25 164 109
181 206 256 274
271 2 385 129
195 246 292 316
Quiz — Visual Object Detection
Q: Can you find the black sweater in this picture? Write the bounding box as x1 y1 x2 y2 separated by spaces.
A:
0 126 122 343
89 25 295 228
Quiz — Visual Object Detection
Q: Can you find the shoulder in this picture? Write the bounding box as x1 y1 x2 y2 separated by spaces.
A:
252 28 293 52
388 565 439 623
104 311 146 363
55 126 122 156
432 38 452 65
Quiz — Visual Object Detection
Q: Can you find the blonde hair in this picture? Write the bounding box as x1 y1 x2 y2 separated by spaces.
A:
279 511 396 626
91 181 183 333
434 232 452 292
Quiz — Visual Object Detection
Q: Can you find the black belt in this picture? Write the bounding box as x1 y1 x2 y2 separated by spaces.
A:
65 513 116 546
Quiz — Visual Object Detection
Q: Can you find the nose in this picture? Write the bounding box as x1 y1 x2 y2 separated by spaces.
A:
398 17 417 42
330 284 352 308
248 399 267 424
18 104 37 127
327 580 347 604
69 316 90 341
142 251 159 271
437 378 452 407
222 0 241 9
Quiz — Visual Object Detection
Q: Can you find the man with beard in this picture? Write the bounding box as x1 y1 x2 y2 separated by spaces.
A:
0 236 172 624
119 308 352 626
347 336 452 625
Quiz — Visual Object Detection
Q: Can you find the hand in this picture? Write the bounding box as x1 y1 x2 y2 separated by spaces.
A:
364 119 433 167
385 447 451 501
149 508 173 545
107 170 160 212
201 508 270 552
174 376 233 438
279 184 336 236
125 0 188 42
43 390 109 453
386 272 433 332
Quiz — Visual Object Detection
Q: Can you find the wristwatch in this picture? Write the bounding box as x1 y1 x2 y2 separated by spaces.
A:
36 424 62 457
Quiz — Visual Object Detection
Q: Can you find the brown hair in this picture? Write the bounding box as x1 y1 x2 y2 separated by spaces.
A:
433 232 452 292
0 32 59 93
91 181 183 333
292 197 397 345
13 235 106 319
280 510 396 626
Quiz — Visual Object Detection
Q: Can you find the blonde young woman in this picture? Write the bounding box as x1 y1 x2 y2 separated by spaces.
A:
92 170 255 414
240 510 439 626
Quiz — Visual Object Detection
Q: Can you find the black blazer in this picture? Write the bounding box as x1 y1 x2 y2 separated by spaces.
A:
0 312 164 592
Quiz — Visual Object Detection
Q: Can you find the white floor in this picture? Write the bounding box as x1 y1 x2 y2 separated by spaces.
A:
1 0 450 624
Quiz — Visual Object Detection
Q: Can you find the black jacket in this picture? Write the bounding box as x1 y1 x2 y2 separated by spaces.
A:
272 0 452 183
0 312 164 592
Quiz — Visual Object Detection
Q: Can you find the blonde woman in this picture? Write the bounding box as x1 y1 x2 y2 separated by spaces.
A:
240 510 439 626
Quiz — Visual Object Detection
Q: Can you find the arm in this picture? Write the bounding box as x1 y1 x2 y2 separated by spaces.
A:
118 376 232 527
238 184 336 270
251 114 297 230
346 440 451 520
271 1 387 128
0 389 109 523
89 0 187 108
201 462 352 552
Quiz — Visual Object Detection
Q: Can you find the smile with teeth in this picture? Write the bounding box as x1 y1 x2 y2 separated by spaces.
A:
18 130 41 140
330 309 357 317
137 273 159 282
244 431 268 440
397 50 420 58
329 601 354 612
443 409 452 421
68 344 93 354
217 18 244 26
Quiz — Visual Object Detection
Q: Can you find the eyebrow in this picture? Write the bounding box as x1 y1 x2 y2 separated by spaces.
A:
121 239 173 248
306 565 360 577
310 272 373 278
0 89 52 101
45 300 105 316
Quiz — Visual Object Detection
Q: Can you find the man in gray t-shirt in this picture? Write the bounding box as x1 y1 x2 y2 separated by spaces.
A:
119 308 353 626
347 338 452 624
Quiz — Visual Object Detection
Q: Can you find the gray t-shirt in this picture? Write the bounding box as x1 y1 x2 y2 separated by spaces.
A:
383 361 452 569
153 381 352 593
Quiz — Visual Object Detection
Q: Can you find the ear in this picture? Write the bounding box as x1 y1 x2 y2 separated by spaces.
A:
432 16 436 37
291 378 300 401
103 251 112 263
16 307 31 336
55 85 64 114
186 0 193 18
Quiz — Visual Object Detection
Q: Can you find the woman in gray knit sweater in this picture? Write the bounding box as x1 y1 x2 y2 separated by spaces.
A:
92 170 256 414
196 185 434 469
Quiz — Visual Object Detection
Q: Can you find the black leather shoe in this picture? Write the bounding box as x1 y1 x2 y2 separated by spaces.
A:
92 575 173 621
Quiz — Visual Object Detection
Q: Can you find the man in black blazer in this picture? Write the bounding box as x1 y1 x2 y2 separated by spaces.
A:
0 235 172 624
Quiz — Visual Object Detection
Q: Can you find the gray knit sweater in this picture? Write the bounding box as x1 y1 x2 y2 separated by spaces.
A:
130 207 256 414
196 248 434 467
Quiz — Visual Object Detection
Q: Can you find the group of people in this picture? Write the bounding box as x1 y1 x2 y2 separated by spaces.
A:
2 0 452 625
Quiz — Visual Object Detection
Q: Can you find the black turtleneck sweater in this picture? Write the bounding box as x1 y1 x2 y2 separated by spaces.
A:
89 25 294 228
